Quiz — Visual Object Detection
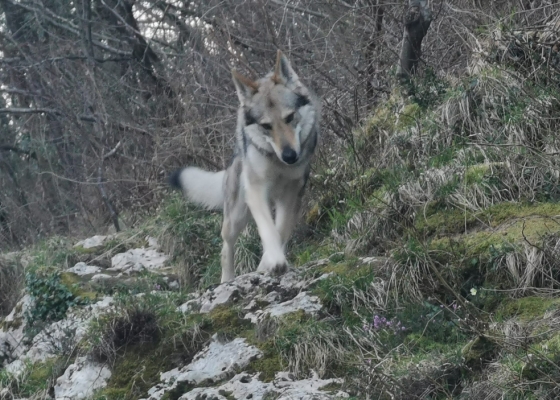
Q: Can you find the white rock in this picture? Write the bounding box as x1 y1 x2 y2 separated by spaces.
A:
66 262 101 276
173 371 348 400
263 290 282 303
243 299 258 311
5 359 25 375
274 371 349 399
54 356 111 399
199 285 239 314
180 373 273 400
179 273 274 314
146 236 159 249
1 295 31 367
162 335 261 385
268 292 322 318
91 273 113 281
74 235 112 250
360 256 389 267
109 248 169 273
246 292 322 324
146 335 262 399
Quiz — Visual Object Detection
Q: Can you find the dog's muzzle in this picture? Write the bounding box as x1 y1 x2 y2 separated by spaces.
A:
281 147 298 164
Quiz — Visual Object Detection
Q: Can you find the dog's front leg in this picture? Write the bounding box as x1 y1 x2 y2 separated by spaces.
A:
275 185 303 248
245 184 288 275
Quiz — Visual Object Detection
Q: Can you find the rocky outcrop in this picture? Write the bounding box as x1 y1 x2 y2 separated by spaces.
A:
0 234 351 400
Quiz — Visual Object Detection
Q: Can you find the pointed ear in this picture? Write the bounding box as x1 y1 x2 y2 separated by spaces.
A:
272 50 299 85
232 70 258 103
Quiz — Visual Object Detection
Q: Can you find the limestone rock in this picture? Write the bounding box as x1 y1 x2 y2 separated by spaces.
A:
179 273 274 314
91 273 113 281
74 235 112 250
23 297 113 364
66 262 101 276
274 371 349 399
179 373 272 400
245 292 322 323
172 371 348 400
145 335 261 399
0 295 31 366
54 356 111 399
108 248 169 273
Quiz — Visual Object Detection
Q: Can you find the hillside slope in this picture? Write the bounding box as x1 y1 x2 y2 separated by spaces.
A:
3 19 560 400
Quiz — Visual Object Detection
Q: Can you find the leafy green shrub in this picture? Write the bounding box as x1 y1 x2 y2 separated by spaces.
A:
24 271 83 336
405 68 450 108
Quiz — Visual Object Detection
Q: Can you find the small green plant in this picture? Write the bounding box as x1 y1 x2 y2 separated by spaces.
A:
406 68 450 108
24 271 83 337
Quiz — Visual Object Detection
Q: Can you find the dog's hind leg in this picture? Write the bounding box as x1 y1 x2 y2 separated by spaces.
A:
220 158 248 283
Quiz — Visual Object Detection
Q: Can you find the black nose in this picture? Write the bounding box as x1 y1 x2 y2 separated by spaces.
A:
281 147 298 164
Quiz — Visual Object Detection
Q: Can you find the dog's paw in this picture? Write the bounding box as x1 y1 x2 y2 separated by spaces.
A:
257 251 289 276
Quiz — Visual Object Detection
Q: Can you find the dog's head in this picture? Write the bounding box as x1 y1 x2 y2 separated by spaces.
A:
232 51 316 165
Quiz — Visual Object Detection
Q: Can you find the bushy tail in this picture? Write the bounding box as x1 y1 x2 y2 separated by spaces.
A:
169 167 225 210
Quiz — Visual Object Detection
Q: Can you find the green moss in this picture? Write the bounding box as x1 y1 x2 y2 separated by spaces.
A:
428 202 560 261
496 297 560 321
16 358 68 397
60 272 98 301
73 244 100 255
206 305 252 338
218 390 236 400
246 349 283 382
416 207 478 237
396 103 422 130
94 388 128 399
0 316 23 330
483 202 560 226
313 262 375 324
244 326 284 382
320 382 344 394
462 336 498 370
98 342 176 400
520 333 560 381
464 164 492 185
0 302 25 330
363 106 396 137
160 381 194 400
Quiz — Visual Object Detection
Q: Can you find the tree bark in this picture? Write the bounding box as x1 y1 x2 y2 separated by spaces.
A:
365 0 384 109
396 0 432 81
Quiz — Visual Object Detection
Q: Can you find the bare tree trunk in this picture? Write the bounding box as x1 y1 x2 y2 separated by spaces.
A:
98 142 122 233
365 0 384 109
396 0 432 82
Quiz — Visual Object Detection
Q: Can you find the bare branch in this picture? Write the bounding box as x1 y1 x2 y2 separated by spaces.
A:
0 107 61 115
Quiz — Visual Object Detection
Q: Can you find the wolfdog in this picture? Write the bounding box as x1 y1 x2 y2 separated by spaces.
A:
170 51 319 283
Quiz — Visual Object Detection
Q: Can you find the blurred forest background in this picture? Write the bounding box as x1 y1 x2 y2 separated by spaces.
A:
0 0 557 249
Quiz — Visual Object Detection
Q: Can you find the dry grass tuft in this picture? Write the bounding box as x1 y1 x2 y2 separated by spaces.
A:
0 255 25 317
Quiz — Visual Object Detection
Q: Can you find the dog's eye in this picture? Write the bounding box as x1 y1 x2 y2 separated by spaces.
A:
260 122 273 131
245 112 257 126
284 112 295 124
